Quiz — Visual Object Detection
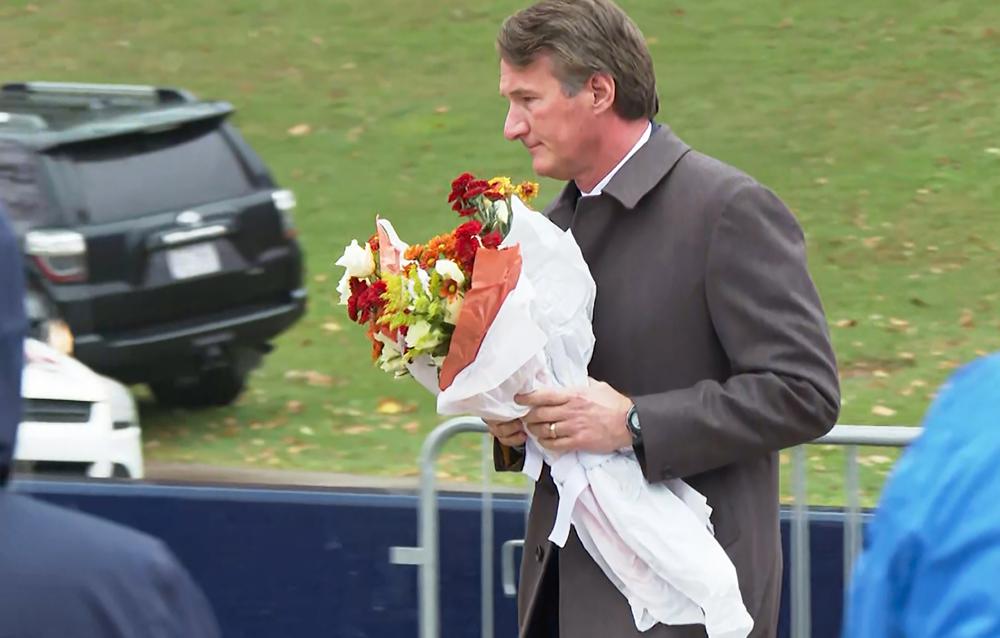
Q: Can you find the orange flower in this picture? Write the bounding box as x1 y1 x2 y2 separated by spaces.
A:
404 244 424 261
439 279 460 299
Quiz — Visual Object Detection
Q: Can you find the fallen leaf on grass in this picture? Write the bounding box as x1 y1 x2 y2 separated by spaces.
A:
344 425 373 435
834 319 857 328
286 400 304 414
402 421 420 433
434 105 451 114
871 405 897 417
287 123 312 136
959 309 975 328
376 398 416 415
321 322 342 333
299 426 315 436
863 454 893 465
284 370 335 387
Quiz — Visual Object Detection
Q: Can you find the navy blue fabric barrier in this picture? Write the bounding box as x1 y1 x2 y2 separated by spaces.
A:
12 479 860 638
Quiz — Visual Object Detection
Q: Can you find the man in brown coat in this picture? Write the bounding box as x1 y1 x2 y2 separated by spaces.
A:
488 1 841 636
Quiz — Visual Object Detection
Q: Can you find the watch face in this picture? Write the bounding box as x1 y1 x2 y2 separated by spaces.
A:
628 407 640 431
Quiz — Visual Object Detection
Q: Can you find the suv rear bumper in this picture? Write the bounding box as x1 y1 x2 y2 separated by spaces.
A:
74 289 306 383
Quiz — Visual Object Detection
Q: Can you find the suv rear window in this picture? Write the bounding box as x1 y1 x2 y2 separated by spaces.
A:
0 141 53 233
62 121 255 224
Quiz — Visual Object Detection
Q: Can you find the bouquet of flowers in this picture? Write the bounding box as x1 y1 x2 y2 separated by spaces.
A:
336 173 752 637
335 173 539 386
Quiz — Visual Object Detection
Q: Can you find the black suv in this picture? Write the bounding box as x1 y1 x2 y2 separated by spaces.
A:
0 82 306 406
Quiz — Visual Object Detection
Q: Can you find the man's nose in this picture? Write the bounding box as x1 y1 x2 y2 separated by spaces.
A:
503 106 528 141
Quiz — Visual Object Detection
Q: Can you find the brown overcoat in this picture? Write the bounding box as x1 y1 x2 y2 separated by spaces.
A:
496 124 840 637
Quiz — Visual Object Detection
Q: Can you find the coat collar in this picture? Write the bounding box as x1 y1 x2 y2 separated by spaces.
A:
544 122 690 223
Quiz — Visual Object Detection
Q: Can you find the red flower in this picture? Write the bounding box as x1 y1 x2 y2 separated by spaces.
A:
482 231 502 249
455 220 483 238
483 188 505 202
463 179 490 200
459 206 477 217
347 278 369 322
351 279 387 325
449 172 476 203
454 220 483 272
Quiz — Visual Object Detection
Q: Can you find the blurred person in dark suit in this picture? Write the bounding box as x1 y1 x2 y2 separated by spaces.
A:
0 202 220 638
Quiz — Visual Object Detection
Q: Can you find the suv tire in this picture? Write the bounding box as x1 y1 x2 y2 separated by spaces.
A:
150 365 247 408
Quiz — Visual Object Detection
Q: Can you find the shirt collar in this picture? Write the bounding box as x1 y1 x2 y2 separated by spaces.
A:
578 122 652 198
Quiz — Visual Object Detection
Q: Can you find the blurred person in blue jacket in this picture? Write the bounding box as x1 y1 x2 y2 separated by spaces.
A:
843 352 1000 637
0 203 220 638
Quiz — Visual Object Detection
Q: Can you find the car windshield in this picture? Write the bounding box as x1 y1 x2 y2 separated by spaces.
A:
62 120 255 224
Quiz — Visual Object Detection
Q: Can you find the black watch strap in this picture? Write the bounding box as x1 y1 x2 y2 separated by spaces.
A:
627 405 643 448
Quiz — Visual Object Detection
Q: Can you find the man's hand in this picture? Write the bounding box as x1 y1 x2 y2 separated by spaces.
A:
485 418 527 448
516 379 633 454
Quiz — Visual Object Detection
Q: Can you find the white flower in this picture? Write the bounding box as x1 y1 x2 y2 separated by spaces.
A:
435 259 465 286
336 272 352 305
335 240 375 279
494 200 510 225
405 319 442 351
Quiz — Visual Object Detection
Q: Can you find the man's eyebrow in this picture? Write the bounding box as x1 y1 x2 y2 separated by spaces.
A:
501 88 533 98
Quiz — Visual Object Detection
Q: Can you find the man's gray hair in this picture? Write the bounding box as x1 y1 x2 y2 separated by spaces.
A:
497 0 659 121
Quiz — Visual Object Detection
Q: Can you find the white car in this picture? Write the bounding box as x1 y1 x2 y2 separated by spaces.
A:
15 338 144 479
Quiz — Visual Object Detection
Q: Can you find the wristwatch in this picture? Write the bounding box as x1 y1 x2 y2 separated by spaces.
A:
626 404 643 449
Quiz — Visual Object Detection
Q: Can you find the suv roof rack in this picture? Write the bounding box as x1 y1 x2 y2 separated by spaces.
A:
1 82 196 105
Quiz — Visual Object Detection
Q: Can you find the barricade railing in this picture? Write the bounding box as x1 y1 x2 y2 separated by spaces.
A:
391 419 922 638
389 417 495 638
788 424 921 638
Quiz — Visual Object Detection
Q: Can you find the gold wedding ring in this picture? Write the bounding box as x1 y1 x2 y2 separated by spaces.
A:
549 422 557 439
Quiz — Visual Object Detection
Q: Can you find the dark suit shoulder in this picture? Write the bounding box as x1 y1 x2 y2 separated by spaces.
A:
0 491 167 573
0 492 219 638
672 149 763 207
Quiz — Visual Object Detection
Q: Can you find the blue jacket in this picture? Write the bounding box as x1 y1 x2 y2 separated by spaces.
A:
843 353 1000 637
0 205 220 637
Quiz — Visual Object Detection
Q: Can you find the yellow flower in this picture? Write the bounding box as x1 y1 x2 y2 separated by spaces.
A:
488 176 515 197
515 181 540 203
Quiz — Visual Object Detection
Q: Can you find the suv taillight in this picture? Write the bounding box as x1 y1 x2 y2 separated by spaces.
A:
272 189 297 239
25 230 88 283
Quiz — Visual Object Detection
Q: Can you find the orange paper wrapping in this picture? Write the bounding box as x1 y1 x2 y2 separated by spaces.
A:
438 246 523 391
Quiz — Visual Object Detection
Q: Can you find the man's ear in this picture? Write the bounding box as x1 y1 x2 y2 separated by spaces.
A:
589 73 616 114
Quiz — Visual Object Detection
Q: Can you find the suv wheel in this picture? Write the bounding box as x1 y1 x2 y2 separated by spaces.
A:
150 365 247 408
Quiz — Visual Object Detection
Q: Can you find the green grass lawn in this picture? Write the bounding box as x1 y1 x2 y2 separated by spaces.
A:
4 0 998 505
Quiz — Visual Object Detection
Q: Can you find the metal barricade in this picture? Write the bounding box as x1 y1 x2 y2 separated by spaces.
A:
389 417 501 638
788 424 921 638
392 420 922 638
